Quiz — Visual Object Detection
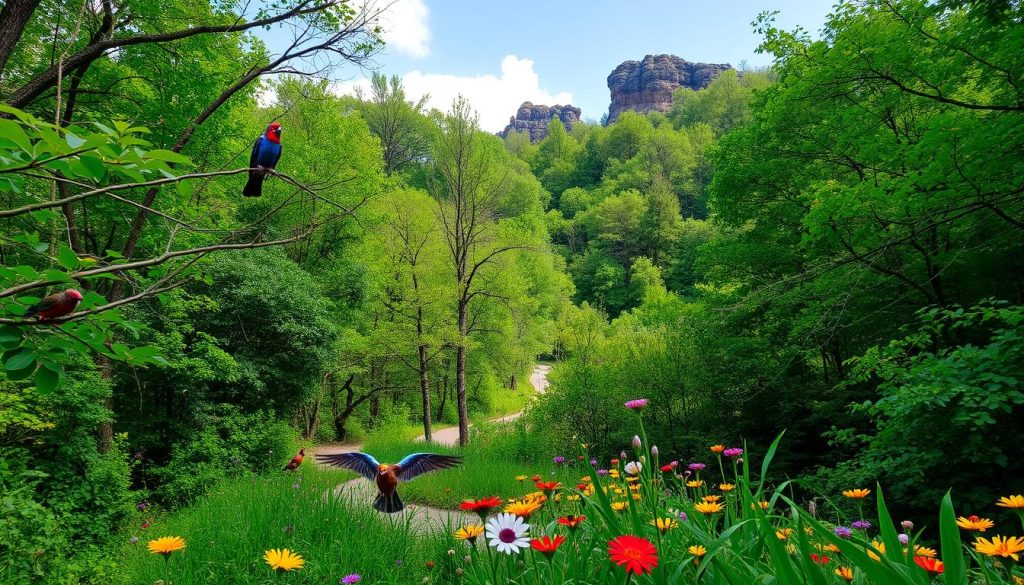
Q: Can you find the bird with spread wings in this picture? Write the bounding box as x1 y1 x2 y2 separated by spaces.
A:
315 452 462 513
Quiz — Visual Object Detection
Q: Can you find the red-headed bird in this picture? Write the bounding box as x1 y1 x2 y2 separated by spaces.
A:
315 452 462 513
242 121 283 197
26 289 83 320
283 448 305 472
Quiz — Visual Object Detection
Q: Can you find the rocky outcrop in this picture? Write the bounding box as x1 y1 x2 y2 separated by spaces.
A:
607 54 732 122
500 102 581 142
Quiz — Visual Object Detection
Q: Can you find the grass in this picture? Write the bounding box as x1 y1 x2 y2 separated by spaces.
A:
114 465 453 585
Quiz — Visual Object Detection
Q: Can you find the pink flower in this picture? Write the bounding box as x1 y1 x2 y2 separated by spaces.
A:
625 399 649 410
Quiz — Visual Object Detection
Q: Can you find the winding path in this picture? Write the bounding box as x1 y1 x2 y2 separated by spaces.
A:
314 363 550 532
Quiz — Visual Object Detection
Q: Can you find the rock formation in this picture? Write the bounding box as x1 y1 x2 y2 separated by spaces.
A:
606 54 732 122
500 102 581 142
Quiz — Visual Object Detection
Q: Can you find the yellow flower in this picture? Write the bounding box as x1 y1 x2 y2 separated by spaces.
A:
843 489 871 499
974 535 1024 561
147 536 186 557
719 483 735 492
956 515 995 532
710 444 725 454
775 528 794 540
996 495 1024 509
611 502 628 512
867 540 885 561
263 549 304 572
1014 576 1024 585
757 500 771 511
695 501 724 515
688 544 707 557
454 524 483 543
631 493 642 501
912 545 937 558
515 475 528 481
504 499 542 519
702 495 721 503
835 566 854 582
816 542 841 553
609 469 621 479
651 517 678 534
686 480 704 488
581 476 592 483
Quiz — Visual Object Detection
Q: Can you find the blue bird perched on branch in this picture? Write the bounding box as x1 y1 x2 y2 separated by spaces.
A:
315 452 462 513
242 121 282 197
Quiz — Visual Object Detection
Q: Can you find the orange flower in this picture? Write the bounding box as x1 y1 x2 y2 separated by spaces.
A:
702 495 721 503
835 567 854 582
974 535 1024 561
460 497 502 521
914 556 944 575
956 515 995 532
719 483 735 492
842 489 871 499
710 445 725 454
996 495 1024 509
695 501 723 515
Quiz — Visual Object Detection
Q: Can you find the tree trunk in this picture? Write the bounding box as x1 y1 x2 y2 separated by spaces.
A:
436 372 447 420
0 0 39 77
418 343 432 441
456 299 469 446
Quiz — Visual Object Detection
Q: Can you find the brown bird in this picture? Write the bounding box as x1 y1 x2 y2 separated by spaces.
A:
315 451 462 513
27 289 83 320
283 448 305 471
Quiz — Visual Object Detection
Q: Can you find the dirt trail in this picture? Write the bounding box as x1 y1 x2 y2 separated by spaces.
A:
314 363 550 533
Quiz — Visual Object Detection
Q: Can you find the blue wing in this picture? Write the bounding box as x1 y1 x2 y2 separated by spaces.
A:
314 452 380 481
266 142 282 169
248 137 262 169
395 453 463 482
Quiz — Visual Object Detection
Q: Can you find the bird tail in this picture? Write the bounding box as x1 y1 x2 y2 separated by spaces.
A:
373 489 404 513
242 172 264 197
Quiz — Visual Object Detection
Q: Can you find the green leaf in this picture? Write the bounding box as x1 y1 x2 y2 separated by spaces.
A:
79 154 107 180
0 325 22 349
0 119 32 153
4 348 35 371
176 178 194 198
5 362 35 381
56 245 80 270
939 492 967 585
145 149 192 165
35 364 61 394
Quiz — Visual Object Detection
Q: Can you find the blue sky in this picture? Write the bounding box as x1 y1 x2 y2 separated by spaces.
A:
266 0 837 131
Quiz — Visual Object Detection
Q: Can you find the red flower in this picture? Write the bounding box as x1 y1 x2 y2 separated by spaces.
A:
459 496 502 520
610 458 620 466
531 475 542 482
578 455 585 461
575 483 588 491
660 464 673 473
558 515 586 529
530 535 566 558
914 556 944 575
810 553 829 565
608 535 658 575
536 481 560 492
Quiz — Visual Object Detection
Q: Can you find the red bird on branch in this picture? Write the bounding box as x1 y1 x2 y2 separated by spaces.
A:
283 448 305 472
315 452 462 513
26 289 83 321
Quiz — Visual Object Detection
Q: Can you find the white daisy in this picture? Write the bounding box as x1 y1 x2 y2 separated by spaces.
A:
485 512 530 554
624 461 642 475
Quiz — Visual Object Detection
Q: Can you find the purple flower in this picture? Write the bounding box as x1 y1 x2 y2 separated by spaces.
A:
833 526 852 538
624 398 648 410
678 511 688 522
553 456 565 465
898 533 909 545
687 463 706 472
597 468 609 476
341 575 362 584
852 520 872 531
394 560 403 566
590 458 598 466
136 502 148 511
723 448 743 458
632 436 642 449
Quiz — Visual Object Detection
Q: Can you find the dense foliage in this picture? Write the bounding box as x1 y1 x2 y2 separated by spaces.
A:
0 0 1021 582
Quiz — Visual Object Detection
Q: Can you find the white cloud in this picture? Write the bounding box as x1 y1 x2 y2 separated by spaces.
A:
333 55 574 133
378 0 431 59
